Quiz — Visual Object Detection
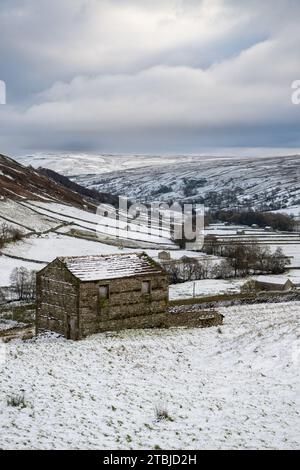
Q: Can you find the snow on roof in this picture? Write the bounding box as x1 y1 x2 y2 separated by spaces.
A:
59 252 164 281
256 276 294 286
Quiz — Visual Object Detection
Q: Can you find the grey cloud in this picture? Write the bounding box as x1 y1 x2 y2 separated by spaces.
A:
0 0 299 155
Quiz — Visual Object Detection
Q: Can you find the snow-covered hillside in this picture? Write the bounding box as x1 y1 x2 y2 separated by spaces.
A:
1 154 299 290
0 302 299 450
0 198 176 287
18 154 300 211
0 153 94 208
18 153 183 176
1 200 300 287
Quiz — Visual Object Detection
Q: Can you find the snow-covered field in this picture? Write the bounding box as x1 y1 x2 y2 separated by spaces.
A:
169 279 245 300
0 302 299 450
0 233 168 286
273 245 300 267
0 233 211 264
17 153 189 177
23 201 172 244
255 270 300 286
1 234 128 264
170 270 300 301
0 196 299 291
274 206 300 217
0 230 216 287
0 200 59 232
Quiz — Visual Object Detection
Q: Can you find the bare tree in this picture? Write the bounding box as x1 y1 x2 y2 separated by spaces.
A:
10 268 37 300
269 247 290 274
198 259 210 279
181 256 199 281
164 263 183 284
0 222 10 240
240 279 260 294
212 259 234 279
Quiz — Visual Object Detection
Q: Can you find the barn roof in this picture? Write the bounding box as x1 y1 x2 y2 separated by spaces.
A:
255 276 294 286
59 252 165 282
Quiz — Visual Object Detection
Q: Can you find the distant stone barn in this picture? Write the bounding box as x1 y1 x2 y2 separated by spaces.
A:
36 253 169 340
255 277 295 292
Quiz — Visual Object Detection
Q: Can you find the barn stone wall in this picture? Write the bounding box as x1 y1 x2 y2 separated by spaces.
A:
96 309 223 332
255 280 294 292
36 260 224 339
78 274 169 337
36 260 80 340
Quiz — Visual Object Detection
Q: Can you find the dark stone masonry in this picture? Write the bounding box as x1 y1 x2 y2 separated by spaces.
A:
36 252 169 340
36 252 222 340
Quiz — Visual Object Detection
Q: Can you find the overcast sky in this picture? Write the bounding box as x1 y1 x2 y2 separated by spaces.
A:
0 0 299 156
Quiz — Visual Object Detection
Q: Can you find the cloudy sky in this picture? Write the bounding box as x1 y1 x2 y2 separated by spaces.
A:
0 0 299 156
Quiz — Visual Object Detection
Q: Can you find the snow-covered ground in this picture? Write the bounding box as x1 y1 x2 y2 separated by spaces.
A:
17 153 186 177
1 234 130 264
0 200 59 233
170 270 300 300
1 233 216 263
273 245 300 267
169 279 245 300
0 197 299 290
0 233 165 286
0 231 217 287
24 201 173 245
255 269 300 286
0 302 299 450
274 206 300 217
0 235 123 286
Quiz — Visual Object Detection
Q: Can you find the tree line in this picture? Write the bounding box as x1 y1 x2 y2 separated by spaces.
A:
165 242 289 284
203 241 289 277
207 210 295 232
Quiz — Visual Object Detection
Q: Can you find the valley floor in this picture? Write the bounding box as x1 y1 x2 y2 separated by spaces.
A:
0 302 299 450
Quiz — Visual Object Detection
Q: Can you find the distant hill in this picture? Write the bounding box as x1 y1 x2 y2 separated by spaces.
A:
0 153 117 209
53 154 300 212
16 153 300 212
37 167 119 207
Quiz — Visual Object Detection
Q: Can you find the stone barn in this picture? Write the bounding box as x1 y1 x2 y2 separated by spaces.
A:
36 252 169 340
255 276 295 292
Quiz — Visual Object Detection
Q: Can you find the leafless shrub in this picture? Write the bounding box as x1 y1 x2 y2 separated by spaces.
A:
0 222 23 247
240 279 260 294
155 404 173 422
7 393 28 409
